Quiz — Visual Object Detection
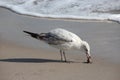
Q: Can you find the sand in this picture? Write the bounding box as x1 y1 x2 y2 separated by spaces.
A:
0 8 120 80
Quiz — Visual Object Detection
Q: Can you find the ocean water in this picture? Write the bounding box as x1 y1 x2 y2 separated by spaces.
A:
0 0 120 23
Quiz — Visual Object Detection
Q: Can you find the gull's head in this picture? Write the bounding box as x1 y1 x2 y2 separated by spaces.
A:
81 41 92 63
81 41 90 54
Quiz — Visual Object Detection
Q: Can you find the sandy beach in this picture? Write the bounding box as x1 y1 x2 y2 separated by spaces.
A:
0 8 120 80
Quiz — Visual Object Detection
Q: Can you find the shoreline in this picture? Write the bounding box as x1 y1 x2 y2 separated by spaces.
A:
0 7 120 80
0 7 115 23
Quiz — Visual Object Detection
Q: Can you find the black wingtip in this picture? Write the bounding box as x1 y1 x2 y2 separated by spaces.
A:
23 30 26 33
23 30 39 39
23 30 31 34
23 30 36 35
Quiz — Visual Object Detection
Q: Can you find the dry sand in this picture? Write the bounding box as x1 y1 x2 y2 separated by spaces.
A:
0 8 120 80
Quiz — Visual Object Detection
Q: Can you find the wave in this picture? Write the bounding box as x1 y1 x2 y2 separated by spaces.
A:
0 0 120 23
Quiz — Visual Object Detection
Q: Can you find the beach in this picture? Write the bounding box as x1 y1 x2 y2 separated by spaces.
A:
0 8 120 80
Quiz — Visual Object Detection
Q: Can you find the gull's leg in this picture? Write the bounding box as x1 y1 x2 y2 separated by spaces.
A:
60 50 63 61
63 51 67 62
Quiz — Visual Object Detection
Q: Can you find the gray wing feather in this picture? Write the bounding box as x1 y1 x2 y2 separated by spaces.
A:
43 33 72 45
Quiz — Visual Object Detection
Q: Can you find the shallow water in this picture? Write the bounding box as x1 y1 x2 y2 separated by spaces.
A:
0 0 120 23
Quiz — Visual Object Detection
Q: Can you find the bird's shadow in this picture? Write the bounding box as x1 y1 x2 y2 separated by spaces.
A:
0 58 63 63
0 58 90 64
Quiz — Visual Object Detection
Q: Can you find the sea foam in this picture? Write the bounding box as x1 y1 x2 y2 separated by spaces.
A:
0 0 120 23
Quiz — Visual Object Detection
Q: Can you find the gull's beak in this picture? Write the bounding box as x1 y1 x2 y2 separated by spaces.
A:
87 56 92 63
86 52 92 63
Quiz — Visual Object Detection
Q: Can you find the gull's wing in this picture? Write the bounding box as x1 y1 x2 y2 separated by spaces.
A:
42 32 72 45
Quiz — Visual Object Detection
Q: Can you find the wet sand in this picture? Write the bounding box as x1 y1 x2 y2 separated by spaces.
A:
0 8 120 80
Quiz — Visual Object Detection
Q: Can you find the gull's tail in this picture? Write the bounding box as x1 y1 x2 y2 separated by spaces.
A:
23 31 39 39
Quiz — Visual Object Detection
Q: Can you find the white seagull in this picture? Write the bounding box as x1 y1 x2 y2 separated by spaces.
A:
23 28 92 63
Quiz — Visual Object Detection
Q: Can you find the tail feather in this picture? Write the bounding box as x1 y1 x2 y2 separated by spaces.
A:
23 31 39 39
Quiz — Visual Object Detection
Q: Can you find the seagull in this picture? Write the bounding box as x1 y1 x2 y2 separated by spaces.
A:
23 28 92 63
